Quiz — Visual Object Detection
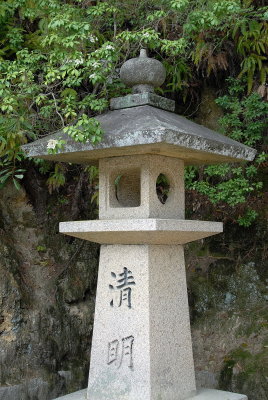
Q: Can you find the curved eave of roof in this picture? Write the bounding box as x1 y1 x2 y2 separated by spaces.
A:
22 105 256 165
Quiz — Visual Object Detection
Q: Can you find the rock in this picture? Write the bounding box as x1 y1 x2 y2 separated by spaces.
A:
0 182 99 399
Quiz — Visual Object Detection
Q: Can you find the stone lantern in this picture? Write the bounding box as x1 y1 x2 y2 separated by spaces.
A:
23 50 255 400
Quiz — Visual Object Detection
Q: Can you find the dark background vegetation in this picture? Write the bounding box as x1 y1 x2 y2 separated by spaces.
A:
0 1 267 399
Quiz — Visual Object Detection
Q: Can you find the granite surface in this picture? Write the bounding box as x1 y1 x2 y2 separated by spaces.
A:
53 389 87 399
110 93 175 112
87 244 196 400
98 155 185 220
189 389 247 400
22 105 256 165
52 388 247 400
120 49 166 94
59 218 223 245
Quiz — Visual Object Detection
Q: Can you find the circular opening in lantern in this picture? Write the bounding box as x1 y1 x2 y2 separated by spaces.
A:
156 173 170 204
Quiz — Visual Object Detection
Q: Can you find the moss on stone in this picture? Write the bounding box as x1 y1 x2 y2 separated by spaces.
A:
219 344 268 400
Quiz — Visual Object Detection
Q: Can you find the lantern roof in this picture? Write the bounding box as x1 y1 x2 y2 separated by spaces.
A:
22 50 256 165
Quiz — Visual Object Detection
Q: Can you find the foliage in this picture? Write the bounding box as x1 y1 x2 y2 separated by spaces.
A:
233 10 268 93
219 343 268 394
216 78 268 146
85 165 99 206
46 163 66 193
156 173 170 204
0 0 267 225
0 157 25 190
185 78 267 226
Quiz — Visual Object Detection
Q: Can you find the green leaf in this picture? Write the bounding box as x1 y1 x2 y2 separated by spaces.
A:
13 178 21 190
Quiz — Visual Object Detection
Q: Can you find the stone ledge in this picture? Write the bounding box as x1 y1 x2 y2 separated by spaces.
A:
189 389 247 400
59 219 223 245
52 388 247 400
53 389 87 399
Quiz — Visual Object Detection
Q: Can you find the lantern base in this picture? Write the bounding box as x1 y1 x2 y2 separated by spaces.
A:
53 389 86 399
53 388 247 400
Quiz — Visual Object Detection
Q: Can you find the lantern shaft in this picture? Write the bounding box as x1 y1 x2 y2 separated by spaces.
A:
87 244 196 400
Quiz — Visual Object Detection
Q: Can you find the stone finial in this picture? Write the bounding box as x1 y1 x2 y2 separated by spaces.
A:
120 48 166 93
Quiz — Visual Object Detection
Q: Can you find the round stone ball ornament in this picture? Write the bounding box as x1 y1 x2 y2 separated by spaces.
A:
120 48 166 93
